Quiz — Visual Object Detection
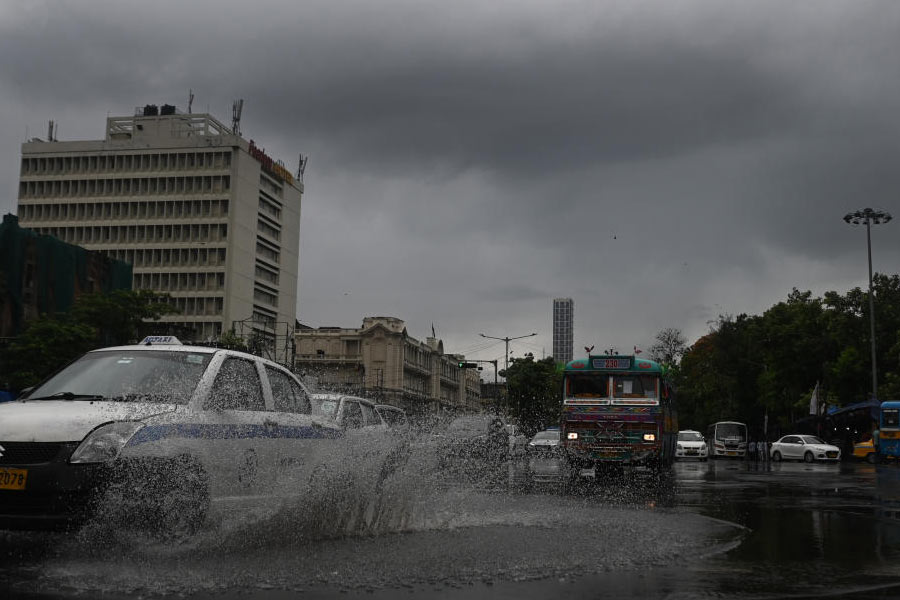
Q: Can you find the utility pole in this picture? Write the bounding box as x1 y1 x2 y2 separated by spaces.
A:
479 332 537 374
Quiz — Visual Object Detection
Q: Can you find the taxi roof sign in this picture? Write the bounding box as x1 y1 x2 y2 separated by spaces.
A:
140 336 182 345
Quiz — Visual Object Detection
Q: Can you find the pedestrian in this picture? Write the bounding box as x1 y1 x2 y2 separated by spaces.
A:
748 439 756 462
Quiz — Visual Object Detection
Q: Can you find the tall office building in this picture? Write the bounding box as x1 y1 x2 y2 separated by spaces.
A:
16 104 302 360
552 297 574 363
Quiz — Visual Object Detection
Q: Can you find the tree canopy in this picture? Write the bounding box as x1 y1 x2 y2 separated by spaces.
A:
675 274 900 436
1 290 177 391
500 354 562 436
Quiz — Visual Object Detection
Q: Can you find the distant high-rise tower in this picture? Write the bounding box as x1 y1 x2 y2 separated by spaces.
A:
552 298 574 363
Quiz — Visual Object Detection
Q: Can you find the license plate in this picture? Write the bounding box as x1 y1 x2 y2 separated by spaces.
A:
0 468 27 490
686 451 698 455
726 451 736 456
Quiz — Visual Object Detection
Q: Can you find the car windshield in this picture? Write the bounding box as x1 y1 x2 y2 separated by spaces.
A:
678 432 704 442
801 436 825 445
27 350 211 404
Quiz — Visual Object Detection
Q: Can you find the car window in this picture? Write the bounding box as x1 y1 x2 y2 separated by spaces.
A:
343 400 364 429
288 378 311 414
267 366 300 413
361 402 380 426
206 357 264 411
377 406 407 427
782 436 799 444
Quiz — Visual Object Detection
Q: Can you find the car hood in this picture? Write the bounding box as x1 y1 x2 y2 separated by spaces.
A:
0 400 178 442
678 441 706 448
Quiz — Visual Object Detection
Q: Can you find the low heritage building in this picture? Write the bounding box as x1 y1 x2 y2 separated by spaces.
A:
294 316 482 414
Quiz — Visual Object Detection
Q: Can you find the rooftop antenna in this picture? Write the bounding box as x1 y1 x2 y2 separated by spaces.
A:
231 99 243 136
187 89 194 113
297 153 308 180
47 120 54 141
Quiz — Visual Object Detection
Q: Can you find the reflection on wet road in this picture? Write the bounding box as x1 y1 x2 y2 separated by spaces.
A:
4 454 900 599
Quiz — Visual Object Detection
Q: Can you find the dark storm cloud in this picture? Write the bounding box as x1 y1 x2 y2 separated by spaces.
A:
2 0 900 357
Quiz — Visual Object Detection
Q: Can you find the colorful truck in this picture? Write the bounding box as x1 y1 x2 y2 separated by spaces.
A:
560 354 677 474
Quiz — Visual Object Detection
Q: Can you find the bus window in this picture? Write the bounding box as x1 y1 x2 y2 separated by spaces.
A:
883 408 899 428
612 375 658 398
567 375 609 398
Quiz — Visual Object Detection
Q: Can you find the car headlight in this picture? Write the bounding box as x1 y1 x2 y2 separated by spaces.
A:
643 433 656 442
701 444 707 451
677 444 683 450
567 432 578 440
70 422 145 464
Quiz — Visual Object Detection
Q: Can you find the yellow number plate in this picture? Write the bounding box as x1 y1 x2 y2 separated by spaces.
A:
0 468 27 490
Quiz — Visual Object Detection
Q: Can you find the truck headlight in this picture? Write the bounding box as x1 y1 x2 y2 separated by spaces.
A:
643 433 656 442
567 432 578 440
70 422 145 464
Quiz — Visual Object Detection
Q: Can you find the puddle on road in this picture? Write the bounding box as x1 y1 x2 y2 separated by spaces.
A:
1 435 743 597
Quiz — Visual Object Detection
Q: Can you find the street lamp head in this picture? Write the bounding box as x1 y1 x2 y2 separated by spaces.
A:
844 208 892 226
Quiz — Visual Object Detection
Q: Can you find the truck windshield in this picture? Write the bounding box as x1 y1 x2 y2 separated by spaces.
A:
883 409 899 428
567 375 609 398
27 350 211 405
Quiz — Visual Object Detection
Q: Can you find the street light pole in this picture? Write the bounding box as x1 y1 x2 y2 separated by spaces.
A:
844 207 892 402
479 331 538 374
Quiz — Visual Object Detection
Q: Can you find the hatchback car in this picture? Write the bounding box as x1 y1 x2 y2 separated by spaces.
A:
311 393 387 431
675 430 708 461
0 339 341 532
770 435 841 462
375 404 409 429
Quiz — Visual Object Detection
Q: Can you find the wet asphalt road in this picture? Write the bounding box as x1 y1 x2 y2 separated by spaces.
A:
4 458 900 600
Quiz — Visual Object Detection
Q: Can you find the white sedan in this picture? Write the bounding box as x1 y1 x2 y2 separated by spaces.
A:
770 435 841 463
675 430 708 461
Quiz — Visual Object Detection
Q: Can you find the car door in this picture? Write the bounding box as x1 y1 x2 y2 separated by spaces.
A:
782 436 801 460
199 355 271 497
360 401 386 431
264 365 307 490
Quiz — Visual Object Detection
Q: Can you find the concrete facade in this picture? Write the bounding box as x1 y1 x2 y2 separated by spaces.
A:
16 106 301 361
552 297 574 364
295 316 482 414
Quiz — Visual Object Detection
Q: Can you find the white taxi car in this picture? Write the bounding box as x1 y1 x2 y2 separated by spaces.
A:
0 338 341 532
675 430 709 461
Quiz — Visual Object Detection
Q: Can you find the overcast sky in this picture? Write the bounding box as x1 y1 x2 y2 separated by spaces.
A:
2 0 899 366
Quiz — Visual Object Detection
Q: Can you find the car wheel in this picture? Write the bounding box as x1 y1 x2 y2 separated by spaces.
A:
104 455 209 536
866 452 876 464
804 451 815 463
772 451 782 462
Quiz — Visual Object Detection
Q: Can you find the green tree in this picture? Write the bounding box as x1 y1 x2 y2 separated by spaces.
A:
2 318 97 391
70 289 178 346
216 329 248 352
500 354 562 436
0 290 178 392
